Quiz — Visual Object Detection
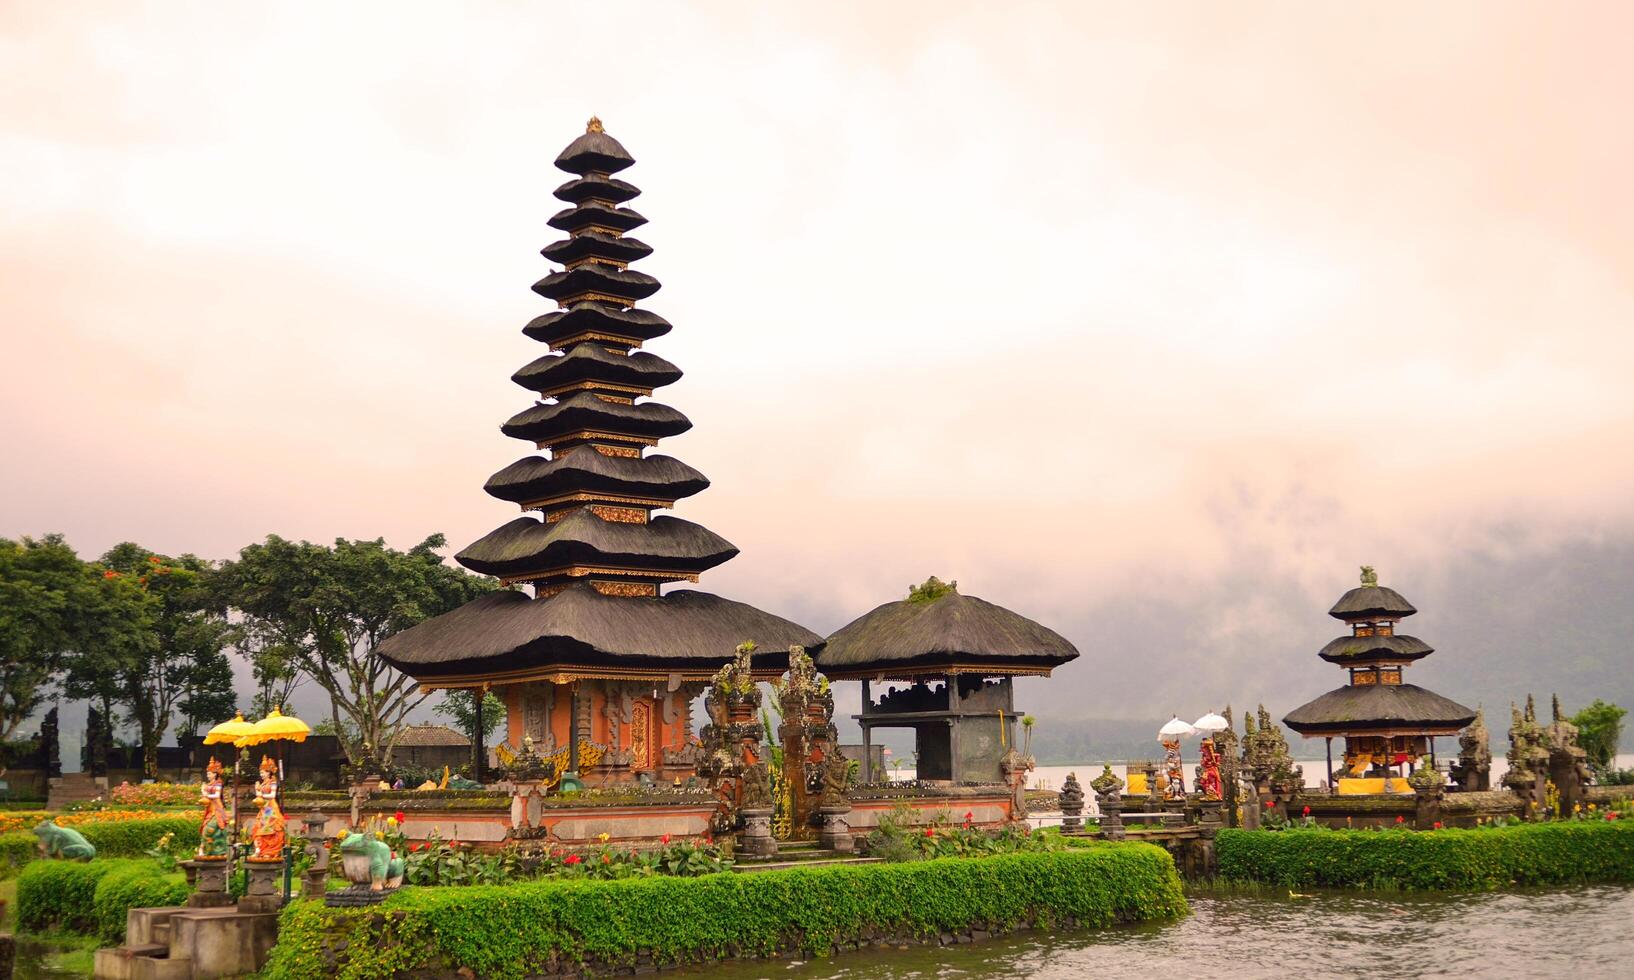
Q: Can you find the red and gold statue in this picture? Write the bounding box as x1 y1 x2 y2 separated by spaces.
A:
246 755 286 861
1198 738 1223 800
197 757 231 858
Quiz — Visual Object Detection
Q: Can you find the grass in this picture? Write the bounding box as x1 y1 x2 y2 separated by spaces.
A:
1 875 14 930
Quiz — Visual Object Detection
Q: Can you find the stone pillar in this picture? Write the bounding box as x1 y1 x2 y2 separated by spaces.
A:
740 808 777 857
1143 762 1161 811
238 859 284 914
818 806 853 853
188 858 234 908
1090 765 1126 840
301 811 330 898
1059 772 1086 833
1410 760 1445 830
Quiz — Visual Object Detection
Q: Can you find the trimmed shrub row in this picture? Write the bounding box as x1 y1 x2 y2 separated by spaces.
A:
16 857 187 939
266 845 1188 980
1216 821 1634 890
0 816 198 876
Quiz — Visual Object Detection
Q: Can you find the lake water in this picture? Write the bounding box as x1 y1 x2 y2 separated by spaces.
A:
695 884 1634 980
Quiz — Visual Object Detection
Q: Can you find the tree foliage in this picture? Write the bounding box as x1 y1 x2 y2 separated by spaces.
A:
217 534 498 769
0 535 95 741
434 690 506 747
1569 699 1627 771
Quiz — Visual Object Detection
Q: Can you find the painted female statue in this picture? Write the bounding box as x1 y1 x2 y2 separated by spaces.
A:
1198 738 1223 800
247 755 286 861
1161 737 1186 800
197 757 232 858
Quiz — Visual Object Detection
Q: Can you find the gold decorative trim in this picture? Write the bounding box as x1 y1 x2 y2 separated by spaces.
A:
523 491 673 512
537 380 651 400
537 431 658 450
547 333 641 352
592 445 641 458
499 565 699 587
593 394 634 405
564 256 628 271
591 581 658 598
557 291 634 308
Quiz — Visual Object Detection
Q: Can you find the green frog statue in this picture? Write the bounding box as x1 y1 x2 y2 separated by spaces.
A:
33 819 96 860
336 831 406 891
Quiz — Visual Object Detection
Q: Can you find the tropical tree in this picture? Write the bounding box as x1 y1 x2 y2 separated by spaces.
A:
216 534 498 770
0 535 96 741
1570 700 1627 772
62 560 159 769
433 690 506 747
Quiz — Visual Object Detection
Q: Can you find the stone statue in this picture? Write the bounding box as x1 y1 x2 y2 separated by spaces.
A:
1450 709 1491 792
336 832 405 891
33 819 95 860
1359 565 1378 587
197 757 231 858
1503 697 1548 804
740 759 773 810
1197 738 1224 800
1543 693 1591 815
247 755 287 861
1059 772 1086 831
1161 737 1186 800
818 750 850 809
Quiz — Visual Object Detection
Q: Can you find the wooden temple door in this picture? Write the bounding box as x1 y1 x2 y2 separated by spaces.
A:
629 698 657 773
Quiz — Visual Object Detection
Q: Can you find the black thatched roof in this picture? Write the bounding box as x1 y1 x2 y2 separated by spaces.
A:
456 509 737 579
511 345 681 394
532 263 660 304
553 175 640 205
542 232 652 267
1329 585 1417 621
377 584 822 681
817 589 1078 678
523 303 672 347
548 203 647 235
500 392 691 443
1283 684 1476 737
484 448 709 505
554 124 635 175
1317 634 1433 665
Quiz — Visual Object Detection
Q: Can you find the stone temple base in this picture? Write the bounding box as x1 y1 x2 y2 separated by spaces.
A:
93 905 278 980
325 885 401 908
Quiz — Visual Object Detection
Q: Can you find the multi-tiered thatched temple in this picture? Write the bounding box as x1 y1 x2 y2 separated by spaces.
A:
379 119 820 786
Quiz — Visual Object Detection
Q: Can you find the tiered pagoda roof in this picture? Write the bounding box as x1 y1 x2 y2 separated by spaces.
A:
1283 568 1476 738
380 119 819 685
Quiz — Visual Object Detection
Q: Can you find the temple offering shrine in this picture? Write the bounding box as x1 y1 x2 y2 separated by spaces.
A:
1283 567 1477 793
379 120 820 787
818 577 1078 785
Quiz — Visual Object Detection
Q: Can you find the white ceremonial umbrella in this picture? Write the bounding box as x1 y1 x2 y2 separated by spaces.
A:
1193 712 1229 733
1158 716 1196 741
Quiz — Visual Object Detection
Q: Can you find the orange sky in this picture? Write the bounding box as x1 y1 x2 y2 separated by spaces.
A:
3 3 1633 710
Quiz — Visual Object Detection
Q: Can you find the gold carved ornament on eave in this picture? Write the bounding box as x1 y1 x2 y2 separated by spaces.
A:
522 491 675 513
498 565 700 587
536 430 658 451
548 333 642 352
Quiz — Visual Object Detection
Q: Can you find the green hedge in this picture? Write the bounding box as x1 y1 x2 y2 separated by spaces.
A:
1217 821 1634 890
266 845 1186 980
17 858 187 940
0 816 198 876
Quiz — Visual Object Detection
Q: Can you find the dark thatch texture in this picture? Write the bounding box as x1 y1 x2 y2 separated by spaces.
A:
554 129 635 175
511 344 681 394
1283 684 1476 736
1317 634 1434 664
484 448 709 505
500 392 691 443
817 591 1078 677
532 264 660 304
1329 585 1417 621
548 203 647 234
553 174 640 205
523 303 672 346
394 724 469 747
542 232 652 266
455 509 737 578
376 584 822 679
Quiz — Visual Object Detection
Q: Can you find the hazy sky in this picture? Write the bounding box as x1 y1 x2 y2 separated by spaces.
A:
4 2 1632 729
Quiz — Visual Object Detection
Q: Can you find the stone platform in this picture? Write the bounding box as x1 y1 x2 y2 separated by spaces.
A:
93 905 278 980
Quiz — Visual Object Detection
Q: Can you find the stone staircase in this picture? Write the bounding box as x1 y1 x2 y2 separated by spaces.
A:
47 772 104 810
94 905 278 980
732 839 882 873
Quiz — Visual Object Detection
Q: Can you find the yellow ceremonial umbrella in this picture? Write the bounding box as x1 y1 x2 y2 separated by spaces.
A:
204 713 257 841
235 707 311 812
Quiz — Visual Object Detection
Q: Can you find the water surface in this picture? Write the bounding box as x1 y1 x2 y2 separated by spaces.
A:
696 884 1634 979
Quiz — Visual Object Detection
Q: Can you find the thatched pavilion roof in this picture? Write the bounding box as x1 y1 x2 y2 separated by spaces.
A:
1283 684 1476 738
816 579 1078 679
378 584 822 686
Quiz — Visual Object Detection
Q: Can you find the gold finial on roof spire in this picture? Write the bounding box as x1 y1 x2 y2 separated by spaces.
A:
586 116 604 134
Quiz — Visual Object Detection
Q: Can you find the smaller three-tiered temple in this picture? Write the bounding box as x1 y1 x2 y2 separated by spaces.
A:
1284 567 1477 789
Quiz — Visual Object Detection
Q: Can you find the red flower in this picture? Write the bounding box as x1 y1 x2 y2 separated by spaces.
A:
661 834 671 845
601 854 610 864
564 854 582 865
395 810 406 824
1433 821 1442 830
1395 815 1404 824
923 827 935 837
1264 800 1274 808
964 811 974 822
703 833 713 844
1302 806 1311 817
